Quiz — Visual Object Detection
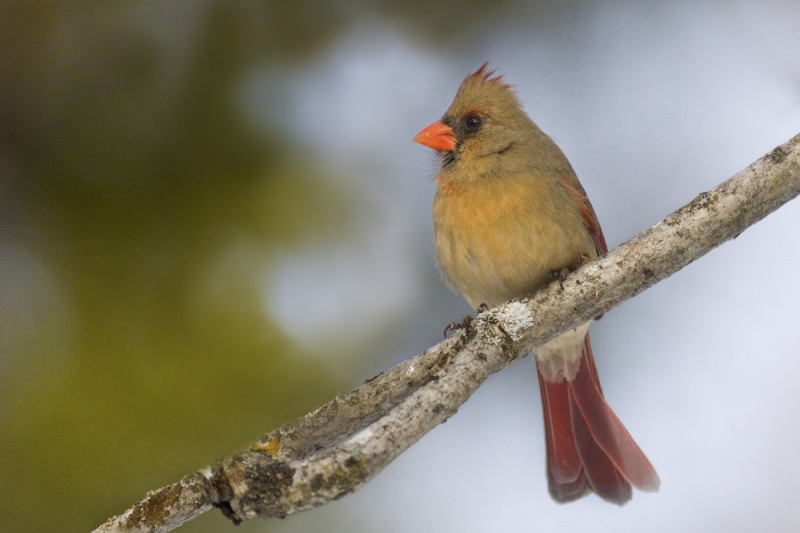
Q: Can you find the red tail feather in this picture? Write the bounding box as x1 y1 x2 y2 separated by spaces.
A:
539 377 588 501
537 334 659 504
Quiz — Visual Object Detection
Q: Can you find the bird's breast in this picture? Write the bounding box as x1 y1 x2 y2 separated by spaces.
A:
433 172 594 310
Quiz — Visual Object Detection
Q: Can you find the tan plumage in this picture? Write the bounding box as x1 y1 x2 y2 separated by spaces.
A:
414 63 659 504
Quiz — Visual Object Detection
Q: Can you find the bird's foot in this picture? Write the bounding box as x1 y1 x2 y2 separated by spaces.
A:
551 267 570 290
443 317 470 338
551 253 590 290
443 303 489 337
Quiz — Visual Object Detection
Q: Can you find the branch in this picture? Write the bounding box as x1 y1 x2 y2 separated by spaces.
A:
93 133 800 532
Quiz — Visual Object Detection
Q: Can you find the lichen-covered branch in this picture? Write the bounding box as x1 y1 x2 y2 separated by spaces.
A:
93 133 800 533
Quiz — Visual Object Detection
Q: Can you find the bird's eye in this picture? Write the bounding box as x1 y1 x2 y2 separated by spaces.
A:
464 115 482 131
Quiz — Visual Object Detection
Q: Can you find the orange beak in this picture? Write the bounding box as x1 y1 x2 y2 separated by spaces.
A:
413 121 457 152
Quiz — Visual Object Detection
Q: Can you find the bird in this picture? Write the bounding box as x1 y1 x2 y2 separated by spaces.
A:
412 63 659 504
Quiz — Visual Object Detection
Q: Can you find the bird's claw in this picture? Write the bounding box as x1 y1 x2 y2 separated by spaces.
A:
443 317 470 337
551 267 570 290
443 303 489 337
552 254 590 290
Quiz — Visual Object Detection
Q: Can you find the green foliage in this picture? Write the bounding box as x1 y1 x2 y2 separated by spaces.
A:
0 3 357 531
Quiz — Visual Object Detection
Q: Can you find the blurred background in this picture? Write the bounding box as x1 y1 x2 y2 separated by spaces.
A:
2 1 800 532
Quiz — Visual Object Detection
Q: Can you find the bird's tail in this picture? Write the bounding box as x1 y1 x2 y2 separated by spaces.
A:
537 334 660 504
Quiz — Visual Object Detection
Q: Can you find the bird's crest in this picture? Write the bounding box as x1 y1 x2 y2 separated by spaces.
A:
468 62 514 90
448 62 521 119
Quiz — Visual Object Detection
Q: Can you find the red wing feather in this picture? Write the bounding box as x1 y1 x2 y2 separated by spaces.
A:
560 171 608 255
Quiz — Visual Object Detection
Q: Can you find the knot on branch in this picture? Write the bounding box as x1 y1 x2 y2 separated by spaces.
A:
469 301 535 357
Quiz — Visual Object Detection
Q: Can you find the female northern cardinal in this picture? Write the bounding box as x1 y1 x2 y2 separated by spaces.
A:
413 63 659 504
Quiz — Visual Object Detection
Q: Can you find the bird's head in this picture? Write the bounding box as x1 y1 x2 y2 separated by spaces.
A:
413 63 539 178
